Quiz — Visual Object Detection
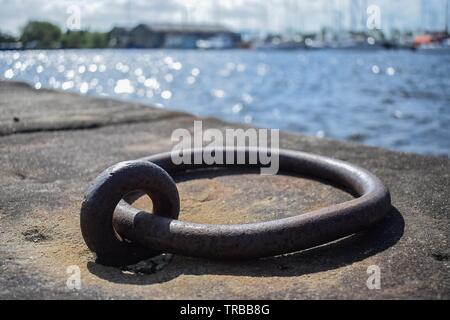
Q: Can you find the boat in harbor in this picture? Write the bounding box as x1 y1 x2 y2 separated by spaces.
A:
416 40 450 53
252 37 306 50
413 34 450 53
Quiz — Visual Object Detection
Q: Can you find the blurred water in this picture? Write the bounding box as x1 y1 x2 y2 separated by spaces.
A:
1 49 449 156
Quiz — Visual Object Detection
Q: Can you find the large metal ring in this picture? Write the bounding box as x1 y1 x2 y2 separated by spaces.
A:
81 147 391 265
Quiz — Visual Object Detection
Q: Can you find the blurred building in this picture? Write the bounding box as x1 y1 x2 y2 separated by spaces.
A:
109 27 133 48
108 23 241 49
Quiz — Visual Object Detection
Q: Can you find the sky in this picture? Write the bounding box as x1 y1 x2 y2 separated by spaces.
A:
0 0 448 36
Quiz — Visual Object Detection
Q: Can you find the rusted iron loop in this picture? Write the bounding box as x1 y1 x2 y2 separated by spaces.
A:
80 147 391 266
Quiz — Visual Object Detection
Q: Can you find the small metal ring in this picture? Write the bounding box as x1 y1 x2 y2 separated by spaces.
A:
80 160 179 266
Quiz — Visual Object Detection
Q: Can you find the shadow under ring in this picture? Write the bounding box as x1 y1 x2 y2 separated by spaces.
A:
109 147 391 260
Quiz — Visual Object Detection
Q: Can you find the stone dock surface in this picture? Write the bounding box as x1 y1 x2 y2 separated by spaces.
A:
0 81 448 299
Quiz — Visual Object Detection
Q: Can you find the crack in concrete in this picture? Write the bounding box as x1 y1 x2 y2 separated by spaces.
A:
0 113 192 137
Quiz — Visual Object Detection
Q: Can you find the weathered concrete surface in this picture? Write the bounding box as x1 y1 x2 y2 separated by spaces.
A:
0 81 448 299
0 81 189 136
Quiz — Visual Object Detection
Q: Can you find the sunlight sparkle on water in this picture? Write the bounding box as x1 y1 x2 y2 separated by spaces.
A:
0 49 448 156
161 90 172 100
191 68 200 76
232 103 243 113
211 89 226 98
4 69 14 79
372 65 380 74
114 79 134 94
386 67 396 76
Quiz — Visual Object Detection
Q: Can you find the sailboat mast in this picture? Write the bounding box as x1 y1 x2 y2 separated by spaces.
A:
446 0 449 34
125 0 131 27
361 0 367 31
420 0 425 32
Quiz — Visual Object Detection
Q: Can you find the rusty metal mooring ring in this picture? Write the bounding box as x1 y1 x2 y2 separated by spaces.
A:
80 147 391 266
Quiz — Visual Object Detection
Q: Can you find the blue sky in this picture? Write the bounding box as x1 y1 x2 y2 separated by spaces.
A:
0 0 448 35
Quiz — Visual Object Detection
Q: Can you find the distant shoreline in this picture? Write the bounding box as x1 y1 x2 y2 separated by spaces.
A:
0 46 417 52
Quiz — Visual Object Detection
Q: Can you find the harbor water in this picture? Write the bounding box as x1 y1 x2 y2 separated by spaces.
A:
1 49 449 156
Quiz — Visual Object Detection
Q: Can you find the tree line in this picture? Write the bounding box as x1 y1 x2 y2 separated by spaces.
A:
0 21 109 49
